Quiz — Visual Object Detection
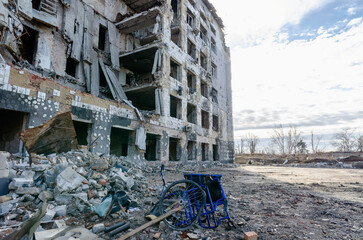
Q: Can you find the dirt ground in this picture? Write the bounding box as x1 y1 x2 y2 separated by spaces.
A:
131 165 363 240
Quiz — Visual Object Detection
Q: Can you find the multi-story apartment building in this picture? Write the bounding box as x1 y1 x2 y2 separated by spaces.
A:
0 0 234 163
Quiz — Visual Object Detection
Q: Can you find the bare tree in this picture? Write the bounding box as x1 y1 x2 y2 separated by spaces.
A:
263 141 276 155
332 128 357 152
271 124 285 154
246 133 259 154
357 135 363 152
310 130 324 153
240 138 245 154
286 125 302 154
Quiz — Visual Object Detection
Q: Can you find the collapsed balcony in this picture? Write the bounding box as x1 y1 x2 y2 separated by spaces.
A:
119 44 163 111
123 0 162 13
116 7 162 47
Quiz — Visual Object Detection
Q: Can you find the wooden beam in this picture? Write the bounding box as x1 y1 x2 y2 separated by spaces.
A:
118 206 182 240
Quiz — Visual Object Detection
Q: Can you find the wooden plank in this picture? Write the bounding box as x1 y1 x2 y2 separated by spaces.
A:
118 206 182 240
107 21 120 70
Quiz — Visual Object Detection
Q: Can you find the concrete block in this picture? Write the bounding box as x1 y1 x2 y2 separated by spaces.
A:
34 227 67 240
53 205 67 217
12 178 34 187
92 223 105 234
0 151 10 178
55 167 86 193
244 231 258 240
41 209 56 222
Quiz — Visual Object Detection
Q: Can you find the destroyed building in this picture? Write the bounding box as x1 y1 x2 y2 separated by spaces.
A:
0 0 234 163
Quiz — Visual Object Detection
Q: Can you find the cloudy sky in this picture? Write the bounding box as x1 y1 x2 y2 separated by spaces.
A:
210 0 363 149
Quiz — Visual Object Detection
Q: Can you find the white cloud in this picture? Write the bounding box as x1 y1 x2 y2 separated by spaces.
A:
209 0 333 46
208 0 363 148
347 7 356 15
231 21 363 138
347 17 362 26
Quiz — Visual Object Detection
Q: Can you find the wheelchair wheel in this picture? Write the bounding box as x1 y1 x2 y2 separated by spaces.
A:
159 179 206 231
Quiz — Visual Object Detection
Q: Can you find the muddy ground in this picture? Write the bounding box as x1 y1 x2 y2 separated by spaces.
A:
123 165 363 240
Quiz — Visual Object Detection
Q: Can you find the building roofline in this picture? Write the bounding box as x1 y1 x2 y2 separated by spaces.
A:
201 0 224 29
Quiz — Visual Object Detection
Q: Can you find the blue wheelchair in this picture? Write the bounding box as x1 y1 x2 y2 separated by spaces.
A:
158 166 233 230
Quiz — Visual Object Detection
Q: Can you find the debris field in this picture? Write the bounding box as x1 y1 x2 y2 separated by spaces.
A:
1 150 363 240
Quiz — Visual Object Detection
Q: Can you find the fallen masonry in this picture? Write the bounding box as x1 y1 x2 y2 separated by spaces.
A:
0 149 235 240
1 149 363 239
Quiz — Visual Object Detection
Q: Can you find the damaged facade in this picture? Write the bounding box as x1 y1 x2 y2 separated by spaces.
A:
0 0 234 163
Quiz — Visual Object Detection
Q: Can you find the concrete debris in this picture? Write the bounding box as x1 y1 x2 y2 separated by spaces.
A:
92 223 105 234
20 112 78 159
55 167 86 193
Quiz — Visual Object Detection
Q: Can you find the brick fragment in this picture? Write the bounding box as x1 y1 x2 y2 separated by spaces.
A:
244 231 258 240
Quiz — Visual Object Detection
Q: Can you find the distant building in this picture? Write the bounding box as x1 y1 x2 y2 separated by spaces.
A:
0 0 234 163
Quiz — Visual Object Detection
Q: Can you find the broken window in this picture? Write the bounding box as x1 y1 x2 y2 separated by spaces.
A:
187 10 195 28
200 25 207 43
211 25 216 35
98 24 108 51
73 121 91 146
110 127 131 157
171 28 180 47
213 144 219 161
201 143 208 161
125 86 156 111
200 12 206 23
188 0 196 7
145 133 160 161
169 137 180 161
0 109 27 154
32 0 41 10
212 115 219 131
65 57 79 78
121 47 157 89
211 88 218 103
211 62 217 77
187 104 197 124
187 141 196 160
201 80 208 98
200 53 207 70
201 110 209 129
171 0 179 18
99 65 107 88
187 39 196 59
211 38 216 53
170 95 182 119
187 71 196 94
20 27 38 65
170 59 181 81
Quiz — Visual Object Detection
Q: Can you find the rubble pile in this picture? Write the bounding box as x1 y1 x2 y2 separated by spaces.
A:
0 149 153 239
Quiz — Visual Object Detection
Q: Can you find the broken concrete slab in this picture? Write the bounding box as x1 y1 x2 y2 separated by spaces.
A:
115 7 161 34
16 186 41 196
55 167 86 193
34 226 68 240
38 190 54 202
20 112 78 157
52 205 67 217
